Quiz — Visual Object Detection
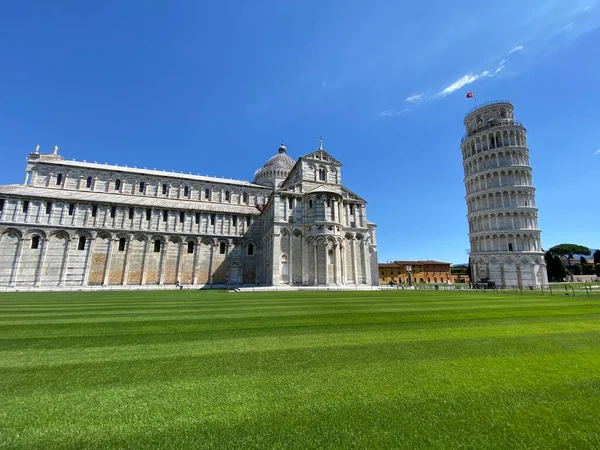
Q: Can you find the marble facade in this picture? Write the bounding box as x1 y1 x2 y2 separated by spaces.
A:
0 141 378 289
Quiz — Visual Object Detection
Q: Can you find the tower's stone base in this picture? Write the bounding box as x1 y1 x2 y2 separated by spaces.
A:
471 252 548 288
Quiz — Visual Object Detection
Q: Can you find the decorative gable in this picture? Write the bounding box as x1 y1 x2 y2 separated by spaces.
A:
303 149 342 166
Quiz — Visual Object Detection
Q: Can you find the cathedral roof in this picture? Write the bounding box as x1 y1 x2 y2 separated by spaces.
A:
259 144 296 171
253 143 296 186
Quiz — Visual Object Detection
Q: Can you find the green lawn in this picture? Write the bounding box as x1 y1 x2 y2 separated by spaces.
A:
1 290 599 449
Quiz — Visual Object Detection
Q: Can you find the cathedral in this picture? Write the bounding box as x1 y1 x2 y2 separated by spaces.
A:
0 141 378 289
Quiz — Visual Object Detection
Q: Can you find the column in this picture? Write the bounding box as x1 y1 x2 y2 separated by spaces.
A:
301 239 309 285
122 239 131 285
9 238 25 287
313 241 318 285
324 243 329 286
288 233 293 285
351 238 357 284
23 171 31 185
35 237 49 287
340 243 346 284
192 240 199 285
140 239 150 285
159 240 167 285
59 239 72 287
175 241 183 285
102 238 114 286
364 244 372 286
83 237 96 286
208 242 215 285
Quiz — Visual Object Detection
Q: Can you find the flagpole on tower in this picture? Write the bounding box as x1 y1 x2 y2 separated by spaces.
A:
466 91 478 107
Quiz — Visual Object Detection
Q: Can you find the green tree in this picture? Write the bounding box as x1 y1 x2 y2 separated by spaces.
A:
596 263 600 277
573 264 583 276
553 255 567 281
594 250 600 266
549 244 591 268
545 251 556 281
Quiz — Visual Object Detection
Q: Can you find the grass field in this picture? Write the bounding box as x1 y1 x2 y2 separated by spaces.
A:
1 290 599 449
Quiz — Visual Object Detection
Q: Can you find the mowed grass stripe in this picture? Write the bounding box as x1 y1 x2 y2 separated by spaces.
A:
2 318 599 369
1 290 599 449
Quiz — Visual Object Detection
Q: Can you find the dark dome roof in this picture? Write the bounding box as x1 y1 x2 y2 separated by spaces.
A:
253 144 296 186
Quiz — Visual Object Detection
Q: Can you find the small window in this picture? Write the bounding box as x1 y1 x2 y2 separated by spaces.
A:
319 169 326 181
118 238 126 252
242 192 248 203
0 199 4 211
110 206 116 219
146 209 151 221
92 204 98 218
288 198 293 209
163 210 168 222
349 204 354 215
195 212 200 224
187 241 194 254
154 240 161 252
162 184 168 195
86 176 92 188
308 199 313 208
210 214 215 225
31 236 40 249
179 211 185 223
114 179 121 191
508 243 513 251
46 202 52 215
246 216 250 226
129 208 134 220
232 216 237 227
205 188 210 200
326 198 331 207
23 200 29 213
248 243 254 256
225 191 230 201
56 173 63 185
68 204 75 216
219 242 226 254
78 236 86 251
139 182 145 193
184 186 189 197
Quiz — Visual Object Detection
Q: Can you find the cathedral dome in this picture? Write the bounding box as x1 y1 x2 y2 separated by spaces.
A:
253 143 296 187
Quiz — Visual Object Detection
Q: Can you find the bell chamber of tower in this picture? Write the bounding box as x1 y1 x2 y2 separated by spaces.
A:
460 100 548 288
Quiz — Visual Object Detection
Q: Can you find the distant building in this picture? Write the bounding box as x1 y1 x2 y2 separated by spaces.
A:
378 260 451 285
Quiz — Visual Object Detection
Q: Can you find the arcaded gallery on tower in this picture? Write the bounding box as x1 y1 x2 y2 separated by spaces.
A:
0 142 378 289
461 101 548 288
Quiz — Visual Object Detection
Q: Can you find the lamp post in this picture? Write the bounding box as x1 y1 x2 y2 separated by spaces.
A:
406 265 412 287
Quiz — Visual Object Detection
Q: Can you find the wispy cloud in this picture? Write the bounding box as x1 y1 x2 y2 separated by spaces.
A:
405 93 424 102
593 149 600 156
508 45 524 54
438 60 506 97
378 108 411 117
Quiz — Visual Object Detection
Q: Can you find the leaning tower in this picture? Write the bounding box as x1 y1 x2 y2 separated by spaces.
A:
461 101 548 288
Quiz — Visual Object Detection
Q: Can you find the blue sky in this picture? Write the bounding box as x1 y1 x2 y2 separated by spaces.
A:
1 0 598 264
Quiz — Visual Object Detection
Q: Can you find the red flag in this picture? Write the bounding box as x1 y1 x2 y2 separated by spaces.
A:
466 92 474 98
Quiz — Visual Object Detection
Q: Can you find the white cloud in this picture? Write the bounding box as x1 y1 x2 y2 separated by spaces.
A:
438 60 506 97
508 45 524 54
378 108 412 117
405 93 424 102
593 149 600 156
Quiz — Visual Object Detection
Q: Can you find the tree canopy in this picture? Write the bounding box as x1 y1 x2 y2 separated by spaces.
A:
548 244 591 267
